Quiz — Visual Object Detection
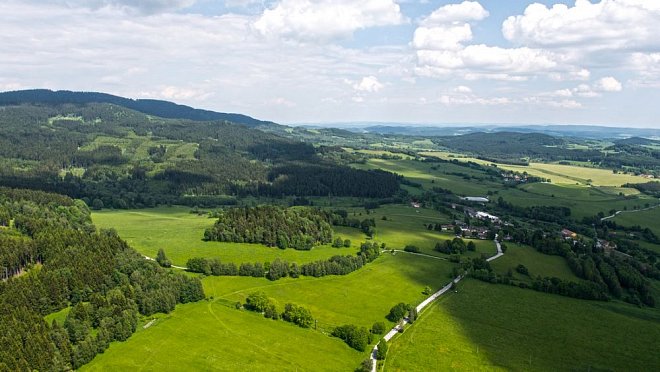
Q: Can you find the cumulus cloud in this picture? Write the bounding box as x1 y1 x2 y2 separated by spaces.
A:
502 0 660 51
353 76 385 93
594 76 623 92
253 0 405 42
420 1 488 26
412 1 580 81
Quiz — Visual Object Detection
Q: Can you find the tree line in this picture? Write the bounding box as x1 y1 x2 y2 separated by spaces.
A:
0 188 205 371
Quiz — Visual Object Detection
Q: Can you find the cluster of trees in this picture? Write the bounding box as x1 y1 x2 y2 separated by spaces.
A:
332 324 373 352
203 206 334 250
496 197 573 225
465 257 610 301
566 252 655 306
0 188 205 370
434 238 476 254
330 210 377 237
186 242 382 281
386 302 414 322
243 292 313 328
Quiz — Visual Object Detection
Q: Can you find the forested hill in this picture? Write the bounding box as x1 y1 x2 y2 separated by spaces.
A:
0 89 276 128
0 102 401 208
435 132 599 163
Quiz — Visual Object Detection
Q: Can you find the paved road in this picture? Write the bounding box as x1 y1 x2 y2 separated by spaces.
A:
370 238 503 372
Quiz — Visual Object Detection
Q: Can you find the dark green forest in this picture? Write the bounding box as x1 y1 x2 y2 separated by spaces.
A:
0 188 204 371
0 102 400 208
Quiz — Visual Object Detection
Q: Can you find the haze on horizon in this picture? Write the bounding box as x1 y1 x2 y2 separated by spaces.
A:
1 0 659 128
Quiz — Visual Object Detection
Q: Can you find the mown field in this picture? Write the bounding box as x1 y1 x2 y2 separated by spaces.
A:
83 253 455 371
612 206 660 237
92 207 364 266
419 151 650 186
490 243 581 283
385 279 660 372
498 183 657 220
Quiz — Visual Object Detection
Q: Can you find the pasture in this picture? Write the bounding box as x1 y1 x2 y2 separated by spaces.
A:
612 206 660 237
83 253 455 371
490 243 581 283
385 279 660 372
92 207 364 266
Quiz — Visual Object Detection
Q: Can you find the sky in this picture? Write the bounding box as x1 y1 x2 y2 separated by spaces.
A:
1 0 659 128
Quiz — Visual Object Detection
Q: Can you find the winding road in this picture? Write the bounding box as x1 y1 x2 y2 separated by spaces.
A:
370 238 503 372
600 201 660 221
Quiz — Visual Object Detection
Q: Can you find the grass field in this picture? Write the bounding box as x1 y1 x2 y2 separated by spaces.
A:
420 151 650 186
205 253 455 329
92 207 365 266
385 279 660 372
82 300 364 371
352 158 501 196
612 207 660 237
498 183 656 220
490 243 581 283
83 253 455 371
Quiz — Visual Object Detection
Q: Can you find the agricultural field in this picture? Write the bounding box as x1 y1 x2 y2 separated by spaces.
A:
83 253 455 371
385 279 660 372
497 183 657 220
82 300 364 371
612 206 660 237
92 207 364 266
490 243 581 283
352 158 501 196
419 151 651 186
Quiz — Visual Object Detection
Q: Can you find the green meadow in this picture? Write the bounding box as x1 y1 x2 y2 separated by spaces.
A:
490 243 580 283
83 253 455 371
612 206 660 237
92 207 364 266
385 279 660 372
498 183 656 220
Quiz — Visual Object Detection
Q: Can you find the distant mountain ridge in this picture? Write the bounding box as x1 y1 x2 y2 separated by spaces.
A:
0 89 276 127
303 123 660 140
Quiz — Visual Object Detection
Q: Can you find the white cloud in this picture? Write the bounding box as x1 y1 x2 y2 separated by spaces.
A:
253 0 405 42
353 76 385 93
413 24 472 51
502 0 660 51
454 85 472 93
420 1 488 26
594 76 623 92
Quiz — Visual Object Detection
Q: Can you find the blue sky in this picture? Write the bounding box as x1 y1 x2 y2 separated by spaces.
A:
1 1 659 127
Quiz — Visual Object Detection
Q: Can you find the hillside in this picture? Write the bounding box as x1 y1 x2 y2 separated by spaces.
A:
0 89 276 128
0 101 400 208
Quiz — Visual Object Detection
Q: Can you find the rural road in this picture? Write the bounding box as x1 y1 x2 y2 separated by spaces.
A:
383 249 447 261
143 255 188 270
600 201 660 221
370 238 503 372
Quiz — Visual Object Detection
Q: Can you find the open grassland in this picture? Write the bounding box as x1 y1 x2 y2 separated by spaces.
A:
612 206 660 237
205 253 455 329
83 253 455 371
82 300 364 372
490 243 581 283
92 207 364 266
498 183 656 220
352 158 500 196
385 279 660 372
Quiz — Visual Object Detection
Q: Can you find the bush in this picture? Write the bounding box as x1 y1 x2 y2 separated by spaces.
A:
376 338 388 360
403 245 420 253
386 303 411 322
332 324 372 351
371 321 386 335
